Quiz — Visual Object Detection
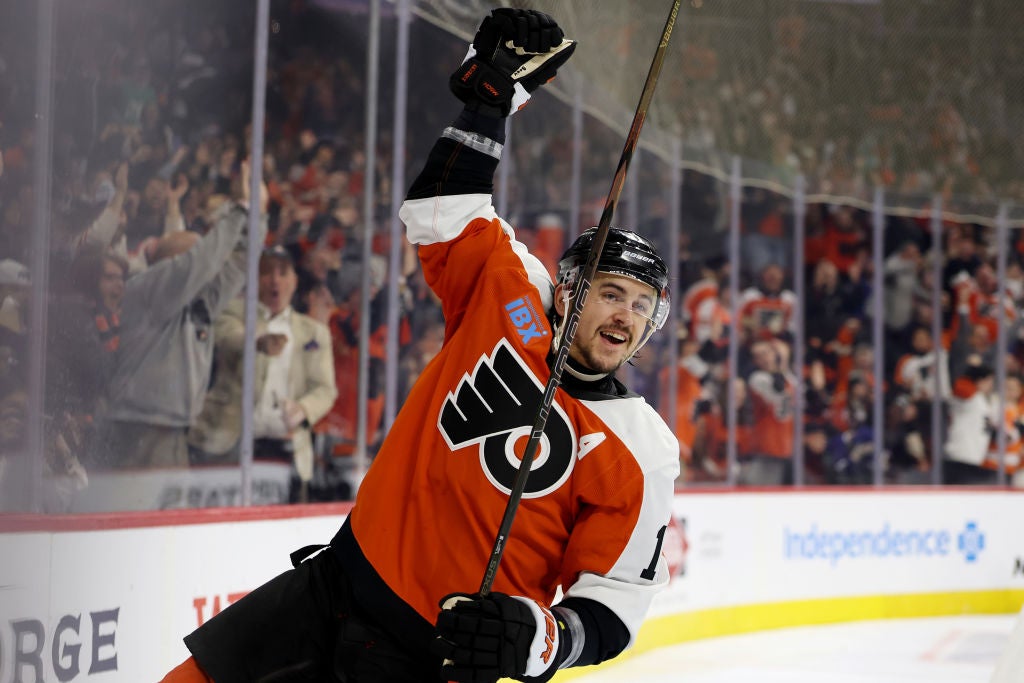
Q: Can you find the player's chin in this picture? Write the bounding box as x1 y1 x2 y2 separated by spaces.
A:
595 350 631 373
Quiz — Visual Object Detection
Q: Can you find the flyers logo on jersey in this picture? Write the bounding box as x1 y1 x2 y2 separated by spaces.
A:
504 297 548 345
438 339 575 497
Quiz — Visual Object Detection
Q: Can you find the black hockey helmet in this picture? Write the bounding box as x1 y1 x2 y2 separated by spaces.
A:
558 227 669 293
555 227 671 352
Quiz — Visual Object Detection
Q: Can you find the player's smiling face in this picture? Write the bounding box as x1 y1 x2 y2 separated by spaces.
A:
556 273 656 374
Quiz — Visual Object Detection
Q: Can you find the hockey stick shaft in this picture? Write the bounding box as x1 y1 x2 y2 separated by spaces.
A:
479 0 682 596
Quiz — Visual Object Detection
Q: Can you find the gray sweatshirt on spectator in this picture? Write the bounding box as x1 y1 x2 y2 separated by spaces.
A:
104 203 262 427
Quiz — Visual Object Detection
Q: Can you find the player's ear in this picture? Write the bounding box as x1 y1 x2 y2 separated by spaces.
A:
553 282 569 317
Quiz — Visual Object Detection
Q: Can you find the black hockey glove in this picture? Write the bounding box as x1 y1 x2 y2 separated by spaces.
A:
772 372 787 392
433 592 561 682
450 8 577 117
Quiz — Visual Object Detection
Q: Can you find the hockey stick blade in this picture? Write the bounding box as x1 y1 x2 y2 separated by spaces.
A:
478 0 682 597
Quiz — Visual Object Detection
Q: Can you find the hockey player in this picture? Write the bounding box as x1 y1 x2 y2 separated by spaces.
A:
162 8 679 683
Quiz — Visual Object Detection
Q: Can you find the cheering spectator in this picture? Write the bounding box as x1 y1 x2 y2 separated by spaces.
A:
894 326 949 404
73 162 131 256
96 164 266 469
739 339 796 485
947 276 999 385
944 363 998 485
959 261 1018 347
188 245 336 502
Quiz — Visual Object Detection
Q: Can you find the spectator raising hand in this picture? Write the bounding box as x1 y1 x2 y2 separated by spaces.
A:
96 156 267 471
239 157 269 215
166 173 190 233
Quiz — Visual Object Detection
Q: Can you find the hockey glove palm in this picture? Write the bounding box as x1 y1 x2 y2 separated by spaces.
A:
450 8 577 117
433 592 561 682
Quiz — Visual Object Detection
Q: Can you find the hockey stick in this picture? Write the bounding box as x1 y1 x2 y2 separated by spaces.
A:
479 0 683 596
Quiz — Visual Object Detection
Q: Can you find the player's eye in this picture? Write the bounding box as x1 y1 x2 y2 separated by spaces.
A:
600 291 624 305
633 300 654 317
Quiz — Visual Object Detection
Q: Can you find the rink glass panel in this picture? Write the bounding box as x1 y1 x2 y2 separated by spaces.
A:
4 0 261 512
7 1 1024 515
670 167 731 488
730 160 800 487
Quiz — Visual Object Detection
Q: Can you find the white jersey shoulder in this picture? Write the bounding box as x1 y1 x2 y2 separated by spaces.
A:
579 395 679 475
400 193 553 310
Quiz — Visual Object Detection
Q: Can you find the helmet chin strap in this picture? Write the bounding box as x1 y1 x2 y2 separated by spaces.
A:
564 356 608 382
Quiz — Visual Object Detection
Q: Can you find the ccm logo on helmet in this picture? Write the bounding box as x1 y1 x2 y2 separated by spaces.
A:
621 250 656 264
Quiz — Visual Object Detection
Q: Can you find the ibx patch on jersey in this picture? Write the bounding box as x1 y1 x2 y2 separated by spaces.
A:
504 296 549 346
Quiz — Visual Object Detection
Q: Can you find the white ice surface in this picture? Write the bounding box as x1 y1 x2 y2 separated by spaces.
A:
567 615 1015 683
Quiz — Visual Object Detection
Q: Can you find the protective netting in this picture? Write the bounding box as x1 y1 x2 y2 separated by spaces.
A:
418 0 1024 209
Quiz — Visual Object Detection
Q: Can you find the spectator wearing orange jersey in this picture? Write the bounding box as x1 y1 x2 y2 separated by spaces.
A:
681 255 730 345
658 335 713 474
951 262 1018 348
947 278 999 386
738 339 796 485
738 263 797 344
689 377 751 483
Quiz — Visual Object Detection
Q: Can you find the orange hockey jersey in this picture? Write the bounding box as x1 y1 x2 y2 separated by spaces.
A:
335 175 679 654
